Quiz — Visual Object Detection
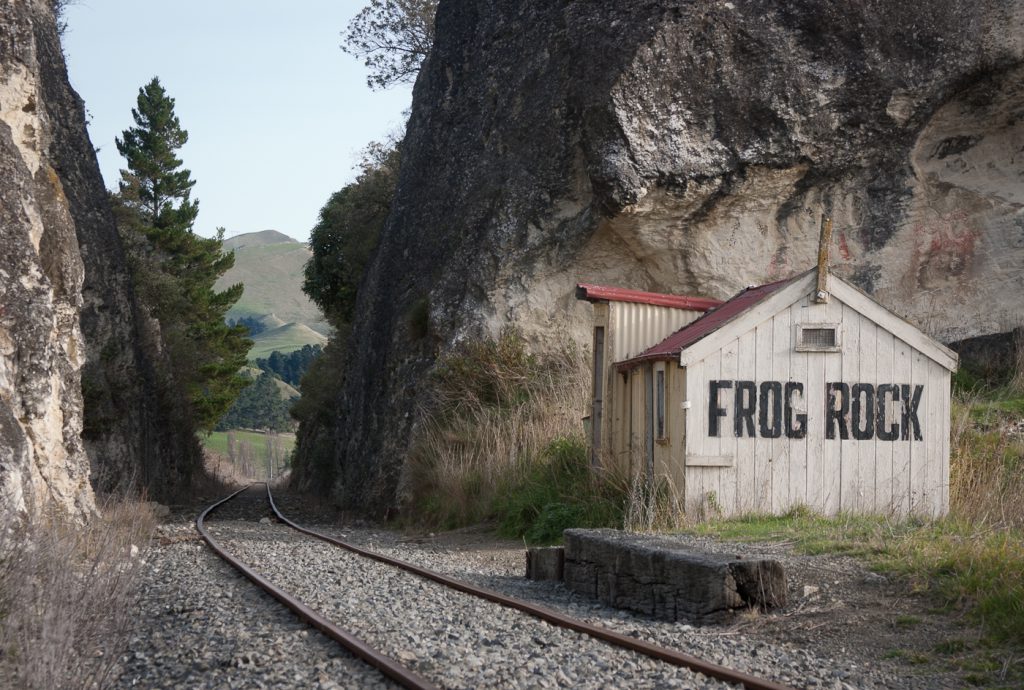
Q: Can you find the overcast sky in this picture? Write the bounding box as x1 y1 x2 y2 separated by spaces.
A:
62 1 412 243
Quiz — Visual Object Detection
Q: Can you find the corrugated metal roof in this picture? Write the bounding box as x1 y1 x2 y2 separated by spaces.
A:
617 272 806 369
575 283 721 312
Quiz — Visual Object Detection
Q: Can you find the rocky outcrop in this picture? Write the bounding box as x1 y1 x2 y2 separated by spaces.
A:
1 0 92 517
1 0 201 517
295 0 1024 513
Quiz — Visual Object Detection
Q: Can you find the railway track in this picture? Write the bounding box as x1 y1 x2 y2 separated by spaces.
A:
197 484 794 690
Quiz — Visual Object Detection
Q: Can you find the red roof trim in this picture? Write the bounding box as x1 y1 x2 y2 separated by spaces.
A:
615 272 809 371
575 283 721 312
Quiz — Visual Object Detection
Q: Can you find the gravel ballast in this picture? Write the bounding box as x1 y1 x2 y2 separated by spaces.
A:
110 488 967 688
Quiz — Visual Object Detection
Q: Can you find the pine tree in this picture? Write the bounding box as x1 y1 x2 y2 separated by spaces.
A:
116 78 199 233
113 77 250 432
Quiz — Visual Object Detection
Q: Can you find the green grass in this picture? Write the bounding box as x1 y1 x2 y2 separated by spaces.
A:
216 230 329 336
203 430 296 477
491 437 625 545
247 323 326 359
687 509 1024 684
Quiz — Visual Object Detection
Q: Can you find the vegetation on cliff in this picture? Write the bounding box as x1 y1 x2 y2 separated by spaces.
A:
303 142 401 325
111 77 250 432
342 0 437 89
291 141 400 488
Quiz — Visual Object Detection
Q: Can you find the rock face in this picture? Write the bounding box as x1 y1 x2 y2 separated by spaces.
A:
1 0 92 517
295 0 1024 513
0 0 201 517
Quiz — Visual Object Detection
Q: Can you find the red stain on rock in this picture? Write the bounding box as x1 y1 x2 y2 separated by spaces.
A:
911 210 981 288
838 231 853 261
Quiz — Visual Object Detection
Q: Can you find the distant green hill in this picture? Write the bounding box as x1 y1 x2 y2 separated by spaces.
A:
247 322 327 360
216 230 330 359
239 365 300 400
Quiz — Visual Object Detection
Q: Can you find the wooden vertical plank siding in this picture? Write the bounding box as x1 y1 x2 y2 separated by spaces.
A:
684 353 707 514
839 302 859 512
704 349 724 513
927 358 943 517
822 297 844 515
892 337 913 516
771 306 792 513
605 270 954 519
788 299 810 509
718 339 739 515
801 295 827 510
735 329 758 513
858 312 879 512
753 322 774 511
939 365 951 516
911 349 929 513
874 330 896 514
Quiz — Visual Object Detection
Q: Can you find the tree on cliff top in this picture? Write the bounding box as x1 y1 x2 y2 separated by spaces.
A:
342 0 437 89
113 77 250 432
303 140 400 324
115 77 198 234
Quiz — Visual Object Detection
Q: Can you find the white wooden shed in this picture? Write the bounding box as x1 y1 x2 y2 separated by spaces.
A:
606 268 958 518
575 284 721 473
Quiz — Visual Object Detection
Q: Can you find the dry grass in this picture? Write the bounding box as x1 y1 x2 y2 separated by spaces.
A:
400 329 599 529
622 465 686 533
949 393 1024 527
201 448 260 487
0 499 156 689
1010 328 1024 395
401 329 714 539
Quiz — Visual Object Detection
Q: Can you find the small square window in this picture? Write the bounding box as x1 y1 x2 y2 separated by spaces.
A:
795 323 841 352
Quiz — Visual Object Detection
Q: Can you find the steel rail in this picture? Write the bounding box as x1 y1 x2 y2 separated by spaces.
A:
196 485 438 690
266 485 794 690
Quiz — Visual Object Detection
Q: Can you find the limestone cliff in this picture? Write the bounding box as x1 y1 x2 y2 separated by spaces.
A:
1 0 201 517
296 0 1024 514
1 0 92 517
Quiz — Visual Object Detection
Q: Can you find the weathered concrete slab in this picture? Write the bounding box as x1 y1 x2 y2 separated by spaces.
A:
563 529 786 621
525 546 564 581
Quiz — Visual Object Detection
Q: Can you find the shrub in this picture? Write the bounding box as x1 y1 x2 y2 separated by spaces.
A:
0 501 155 689
493 437 625 544
402 329 625 539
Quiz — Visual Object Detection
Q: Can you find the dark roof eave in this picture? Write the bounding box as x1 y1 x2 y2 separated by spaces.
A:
576 283 722 312
614 351 680 372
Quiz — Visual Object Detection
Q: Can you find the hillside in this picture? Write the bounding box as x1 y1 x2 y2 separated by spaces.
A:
217 230 330 347
240 366 301 400
247 323 328 360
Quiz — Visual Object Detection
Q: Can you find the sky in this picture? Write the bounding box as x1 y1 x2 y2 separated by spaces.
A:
62 1 413 243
